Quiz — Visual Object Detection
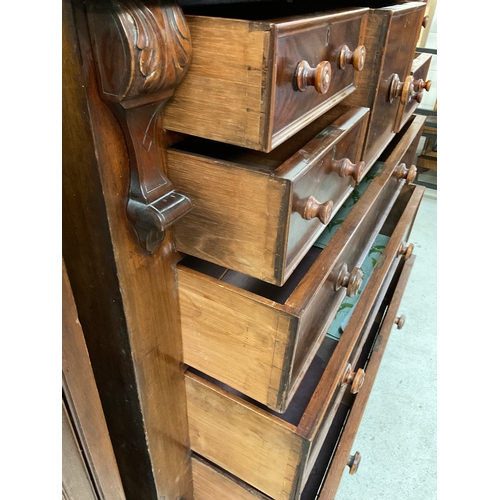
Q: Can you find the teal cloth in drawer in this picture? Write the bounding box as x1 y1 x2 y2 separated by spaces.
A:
326 233 391 341
314 161 383 250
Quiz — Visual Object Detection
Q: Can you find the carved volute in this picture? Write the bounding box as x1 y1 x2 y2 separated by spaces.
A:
87 0 193 253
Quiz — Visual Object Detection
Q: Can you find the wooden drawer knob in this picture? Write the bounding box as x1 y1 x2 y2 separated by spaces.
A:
394 163 417 184
342 364 366 394
333 263 363 297
293 195 333 224
329 157 366 184
398 241 414 260
294 60 332 94
422 15 430 28
415 78 432 93
347 451 361 474
389 74 416 105
338 44 366 72
394 314 406 329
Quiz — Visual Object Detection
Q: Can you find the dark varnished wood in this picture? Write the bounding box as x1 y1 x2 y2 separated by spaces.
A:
62 0 192 498
62 261 127 500
342 2 426 166
86 0 193 253
272 9 368 146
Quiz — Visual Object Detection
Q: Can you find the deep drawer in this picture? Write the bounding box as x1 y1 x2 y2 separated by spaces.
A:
185 183 424 499
168 106 369 286
342 2 427 167
162 6 368 152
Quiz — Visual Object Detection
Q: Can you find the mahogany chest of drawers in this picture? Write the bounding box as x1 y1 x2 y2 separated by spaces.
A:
63 0 431 498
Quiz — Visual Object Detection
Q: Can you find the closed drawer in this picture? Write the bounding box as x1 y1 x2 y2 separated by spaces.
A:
177 110 425 413
169 106 370 286
191 253 417 500
393 52 433 133
342 2 427 166
185 182 424 499
162 7 368 152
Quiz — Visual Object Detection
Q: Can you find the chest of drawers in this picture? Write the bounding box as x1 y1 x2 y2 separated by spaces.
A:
63 1 431 498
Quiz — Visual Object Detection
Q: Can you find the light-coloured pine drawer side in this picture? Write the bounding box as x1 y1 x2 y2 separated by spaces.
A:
192 455 271 500
162 17 270 150
178 266 296 408
185 373 306 499
168 149 288 282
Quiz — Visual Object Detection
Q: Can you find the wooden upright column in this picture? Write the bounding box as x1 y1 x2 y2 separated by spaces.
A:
62 0 193 498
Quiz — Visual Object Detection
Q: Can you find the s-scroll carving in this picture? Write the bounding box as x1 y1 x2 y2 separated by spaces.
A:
87 0 192 253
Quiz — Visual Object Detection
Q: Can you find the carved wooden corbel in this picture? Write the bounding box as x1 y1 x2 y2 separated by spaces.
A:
87 0 192 253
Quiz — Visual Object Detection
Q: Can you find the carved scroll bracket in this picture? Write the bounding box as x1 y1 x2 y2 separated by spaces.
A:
87 0 192 253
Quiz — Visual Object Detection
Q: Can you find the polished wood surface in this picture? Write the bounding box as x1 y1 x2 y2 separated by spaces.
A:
167 106 369 285
161 8 368 151
62 0 192 497
342 2 426 166
63 261 126 500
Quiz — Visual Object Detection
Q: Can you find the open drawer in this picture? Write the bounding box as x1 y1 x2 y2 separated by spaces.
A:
184 182 424 499
191 252 417 500
177 110 425 413
162 5 368 152
168 106 370 286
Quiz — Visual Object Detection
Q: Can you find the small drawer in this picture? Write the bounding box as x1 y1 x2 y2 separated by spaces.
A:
169 106 370 286
162 6 368 152
342 2 427 166
393 52 433 133
177 109 425 413
185 183 424 499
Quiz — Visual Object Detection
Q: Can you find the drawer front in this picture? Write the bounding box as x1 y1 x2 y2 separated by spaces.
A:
169 106 370 286
393 52 433 133
184 184 424 500
363 3 426 164
161 8 368 152
271 11 368 148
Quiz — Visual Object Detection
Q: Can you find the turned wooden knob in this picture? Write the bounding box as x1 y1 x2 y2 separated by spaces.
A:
329 157 366 184
422 15 430 28
333 263 363 297
347 451 361 474
338 44 366 72
389 74 416 105
342 364 365 393
395 314 406 329
293 195 333 224
394 163 417 184
294 60 332 94
398 241 414 260
414 78 432 93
